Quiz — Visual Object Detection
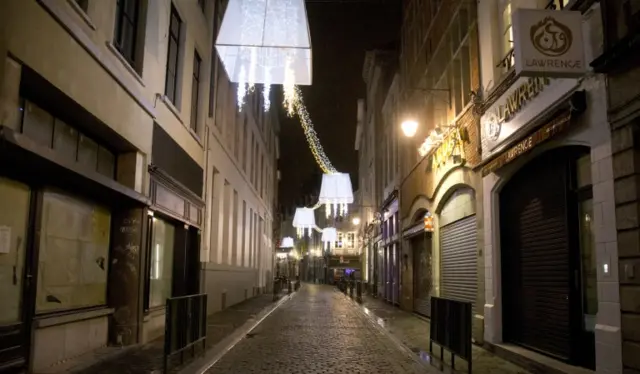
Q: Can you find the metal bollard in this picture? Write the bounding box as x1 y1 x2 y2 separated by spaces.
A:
273 280 279 301
349 282 354 298
356 281 362 302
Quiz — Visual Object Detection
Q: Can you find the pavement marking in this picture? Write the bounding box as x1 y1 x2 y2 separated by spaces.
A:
179 289 299 374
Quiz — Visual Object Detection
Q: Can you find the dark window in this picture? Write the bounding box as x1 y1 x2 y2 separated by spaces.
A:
198 0 205 12
75 0 89 12
114 0 140 67
191 52 201 131
165 5 182 104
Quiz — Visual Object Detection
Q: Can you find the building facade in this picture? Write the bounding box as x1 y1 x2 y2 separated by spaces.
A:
591 1 640 372
0 0 279 372
202 0 279 315
394 0 485 340
477 0 620 372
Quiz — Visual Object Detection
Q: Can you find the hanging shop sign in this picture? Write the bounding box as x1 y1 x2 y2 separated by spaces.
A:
512 9 586 77
431 127 469 170
482 109 572 176
480 77 578 160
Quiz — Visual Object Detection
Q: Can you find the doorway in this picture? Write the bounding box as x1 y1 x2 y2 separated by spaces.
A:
0 178 35 372
500 146 595 369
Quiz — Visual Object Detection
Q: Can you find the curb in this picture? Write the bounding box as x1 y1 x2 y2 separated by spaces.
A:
340 292 439 373
179 288 298 374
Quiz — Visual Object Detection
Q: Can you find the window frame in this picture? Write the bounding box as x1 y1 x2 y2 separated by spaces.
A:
113 0 141 68
191 51 202 132
165 4 182 104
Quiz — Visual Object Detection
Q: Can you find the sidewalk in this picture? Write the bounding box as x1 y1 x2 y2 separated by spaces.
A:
354 294 531 374
43 290 289 374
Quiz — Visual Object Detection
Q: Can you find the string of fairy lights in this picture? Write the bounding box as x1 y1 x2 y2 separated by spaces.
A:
282 85 337 174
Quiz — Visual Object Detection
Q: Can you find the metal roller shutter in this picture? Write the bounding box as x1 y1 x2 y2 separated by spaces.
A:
440 215 477 313
500 151 571 360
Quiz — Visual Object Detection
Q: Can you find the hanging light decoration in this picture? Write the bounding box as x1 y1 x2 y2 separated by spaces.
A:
280 236 294 248
216 0 313 111
321 227 337 251
292 207 316 238
319 173 354 218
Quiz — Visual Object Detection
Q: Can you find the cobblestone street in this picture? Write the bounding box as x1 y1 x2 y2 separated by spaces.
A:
203 284 430 373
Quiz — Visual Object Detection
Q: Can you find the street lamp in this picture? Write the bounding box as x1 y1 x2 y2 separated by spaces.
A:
401 119 418 138
352 217 361 226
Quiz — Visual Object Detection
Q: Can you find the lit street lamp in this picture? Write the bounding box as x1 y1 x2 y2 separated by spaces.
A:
352 217 361 226
401 119 418 138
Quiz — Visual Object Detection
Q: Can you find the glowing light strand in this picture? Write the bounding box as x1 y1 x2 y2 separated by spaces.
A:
289 86 337 174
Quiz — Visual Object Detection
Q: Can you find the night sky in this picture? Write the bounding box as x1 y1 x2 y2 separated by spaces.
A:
278 1 401 212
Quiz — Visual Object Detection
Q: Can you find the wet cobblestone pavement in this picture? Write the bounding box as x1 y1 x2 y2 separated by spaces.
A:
359 294 531 374
204 284 429 374
63 292 280 374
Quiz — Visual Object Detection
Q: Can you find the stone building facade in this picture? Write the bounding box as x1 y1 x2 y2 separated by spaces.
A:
591 0 640 372
0 0 279 372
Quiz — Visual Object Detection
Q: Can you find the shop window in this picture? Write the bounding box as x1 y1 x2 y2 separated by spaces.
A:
576 154 597 332
148 217 175 308
36 191 111 313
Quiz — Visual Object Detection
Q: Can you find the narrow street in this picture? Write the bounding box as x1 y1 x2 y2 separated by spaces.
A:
202 284 429 373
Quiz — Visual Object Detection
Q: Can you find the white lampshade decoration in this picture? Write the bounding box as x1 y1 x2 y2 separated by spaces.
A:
321 227 337 251
318 173 354 218
280 236 294 248
215 0 313 110
292 207 316 238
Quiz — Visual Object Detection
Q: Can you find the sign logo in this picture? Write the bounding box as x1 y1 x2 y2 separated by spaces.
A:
483 112 501 141
530 17 573 57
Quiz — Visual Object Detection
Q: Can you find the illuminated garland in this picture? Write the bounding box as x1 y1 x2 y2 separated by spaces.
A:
282 85 337 174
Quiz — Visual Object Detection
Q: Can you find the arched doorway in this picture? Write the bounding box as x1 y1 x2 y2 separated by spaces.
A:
500 146 595 369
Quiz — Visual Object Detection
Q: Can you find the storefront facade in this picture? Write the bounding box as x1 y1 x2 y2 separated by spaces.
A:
478 5 621 370
0 55 152 372
379 195 400 305
401 107 484 339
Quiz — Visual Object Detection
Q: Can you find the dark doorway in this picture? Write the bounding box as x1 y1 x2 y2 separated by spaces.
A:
500 146 595 369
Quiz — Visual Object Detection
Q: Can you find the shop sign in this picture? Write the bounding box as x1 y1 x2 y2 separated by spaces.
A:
482 110 572 176
480 77 578 160
512 9 586 77
430 127 469 171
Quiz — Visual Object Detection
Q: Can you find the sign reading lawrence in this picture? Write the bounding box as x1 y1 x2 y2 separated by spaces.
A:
512 9 586 77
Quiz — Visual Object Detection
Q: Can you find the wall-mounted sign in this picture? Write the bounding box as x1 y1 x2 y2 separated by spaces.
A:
482 109 572 176
431 127 469 170
480 77 578 160
512 9 586 77
418 127 469 169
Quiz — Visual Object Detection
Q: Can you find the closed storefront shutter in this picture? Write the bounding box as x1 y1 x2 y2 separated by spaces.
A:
500 151 571 360
440 215 477 312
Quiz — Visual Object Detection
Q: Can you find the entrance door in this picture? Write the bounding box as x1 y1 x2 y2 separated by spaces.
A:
0 178 33 372
500 147 592 367
413 233 431 316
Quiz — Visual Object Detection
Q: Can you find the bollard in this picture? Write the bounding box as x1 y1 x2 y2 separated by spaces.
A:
288 280 292 294
273 279 279 301
342 281 347 295
349 282 354 298
356 281 362 302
